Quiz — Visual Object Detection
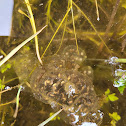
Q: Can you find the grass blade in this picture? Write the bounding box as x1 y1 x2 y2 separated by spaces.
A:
95 0 100 21
72 1 112 56
25 0 43 64
69 0 79 54
13 86 22 118
0 25 47 67
38 109 63 126
41 7 71 58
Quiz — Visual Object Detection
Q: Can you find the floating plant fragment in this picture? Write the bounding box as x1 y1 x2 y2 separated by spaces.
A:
114 69 126 94
0 63 11 73
109 112 121 126
105 89 118 102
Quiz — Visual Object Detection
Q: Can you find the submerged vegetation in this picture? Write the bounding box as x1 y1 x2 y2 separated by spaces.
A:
0 0 126 125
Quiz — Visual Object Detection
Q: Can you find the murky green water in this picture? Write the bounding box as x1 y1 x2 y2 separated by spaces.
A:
0 0 126 126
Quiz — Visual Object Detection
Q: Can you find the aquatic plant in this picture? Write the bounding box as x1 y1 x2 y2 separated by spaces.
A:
109 112 121 126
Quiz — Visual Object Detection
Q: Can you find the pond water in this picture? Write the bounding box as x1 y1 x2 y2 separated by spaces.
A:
0 0 126 126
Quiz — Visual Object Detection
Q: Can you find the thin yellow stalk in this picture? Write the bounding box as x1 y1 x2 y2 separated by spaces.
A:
24 0 43 64
41 7 71 58
65 13 81 25
1 107 5 126
0 77 5 103
55 2 69 54
13 86 22 118
55 22 66 54
86 36 100 46
0 98 16 107
45 0 54 31
3 77 18 85
18 9 30 18
0 50 6 57
115 58 126 63
66 27 113 36
10 120 16 126
0 26 47 67
0 84 21 94
72 1 112 56
69 0 79 54
95 0 100 21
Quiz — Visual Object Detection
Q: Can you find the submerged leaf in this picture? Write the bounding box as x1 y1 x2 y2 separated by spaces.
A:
105 88 110 95
49 112 60 121
1 63 12 73
109 112 121 121
118 86 125 94
105 89 118 102
110 120 116 126
122 4 126 9
108 93 118 101
121 0 126 9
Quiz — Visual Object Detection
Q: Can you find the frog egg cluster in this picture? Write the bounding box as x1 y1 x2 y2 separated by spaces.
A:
62 45 87 65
